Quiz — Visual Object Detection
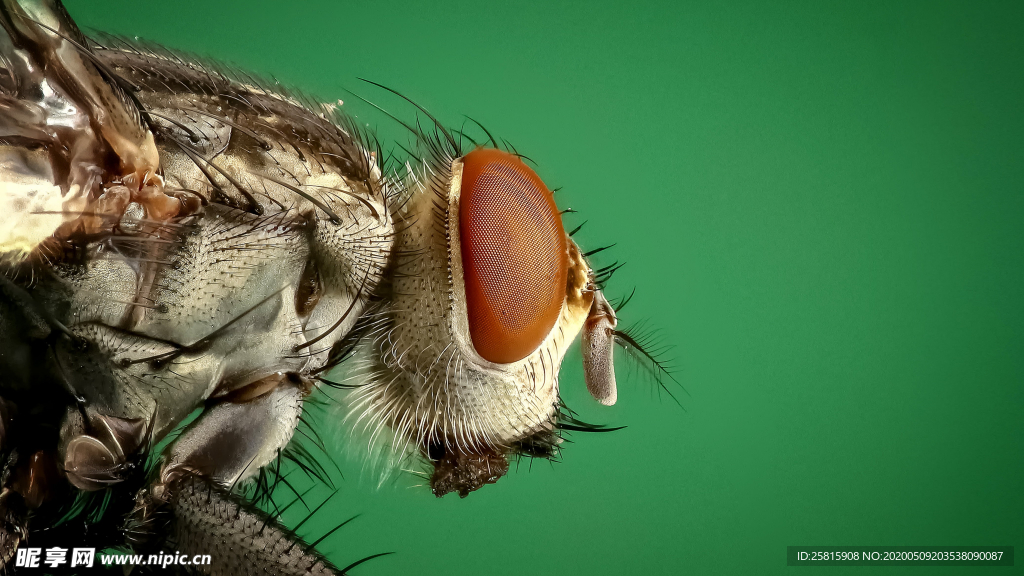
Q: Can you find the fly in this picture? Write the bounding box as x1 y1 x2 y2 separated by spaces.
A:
0 0 674 573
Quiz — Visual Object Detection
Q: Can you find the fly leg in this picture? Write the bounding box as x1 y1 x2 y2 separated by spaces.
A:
160 373 307 490
131 373 344 576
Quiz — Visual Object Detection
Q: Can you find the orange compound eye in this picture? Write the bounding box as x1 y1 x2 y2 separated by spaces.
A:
458 148 568 364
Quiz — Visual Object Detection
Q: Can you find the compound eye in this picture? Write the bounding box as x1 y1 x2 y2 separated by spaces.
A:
458 148 568 364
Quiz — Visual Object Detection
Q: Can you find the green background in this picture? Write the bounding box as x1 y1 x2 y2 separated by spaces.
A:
70 1 1023 574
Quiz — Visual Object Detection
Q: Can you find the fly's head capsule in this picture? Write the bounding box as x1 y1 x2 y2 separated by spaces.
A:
344 144 620 497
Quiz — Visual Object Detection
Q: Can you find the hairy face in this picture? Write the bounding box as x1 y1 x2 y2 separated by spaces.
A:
343 142 619 497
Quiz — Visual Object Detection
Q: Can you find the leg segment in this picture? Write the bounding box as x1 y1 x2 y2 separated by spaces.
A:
153 475 343 576
131 374 345 575
161 373 304 489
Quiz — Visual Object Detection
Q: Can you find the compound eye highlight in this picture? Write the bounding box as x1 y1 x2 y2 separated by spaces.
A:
459 148 568 364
